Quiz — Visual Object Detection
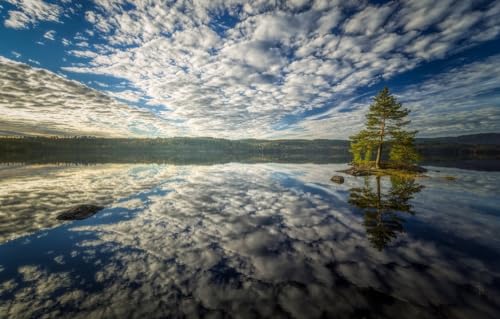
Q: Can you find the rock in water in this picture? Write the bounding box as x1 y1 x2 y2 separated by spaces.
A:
338 167 372 176
56 205 104 221
331 175 345 184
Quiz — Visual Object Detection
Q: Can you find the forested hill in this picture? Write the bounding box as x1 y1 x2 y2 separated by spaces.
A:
0 136 350 164
0 133 498 165
417 133 500 145
1 132 498 145
0 136 351 154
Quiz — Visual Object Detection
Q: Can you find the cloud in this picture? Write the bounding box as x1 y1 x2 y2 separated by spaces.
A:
398 54 500 137
282 54 500 138
27 58 40 65
43 29 56 41
0 1 499 138
3 0 62 29
61 37 71 46
343 3 395 35
0 57 176 137
57 0 500 138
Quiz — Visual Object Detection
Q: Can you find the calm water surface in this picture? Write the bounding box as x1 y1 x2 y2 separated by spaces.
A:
0 163 499 318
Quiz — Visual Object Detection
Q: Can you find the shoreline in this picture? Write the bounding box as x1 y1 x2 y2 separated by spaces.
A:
337 165 428 178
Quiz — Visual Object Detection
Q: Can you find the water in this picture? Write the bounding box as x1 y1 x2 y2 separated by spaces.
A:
0 163 499 318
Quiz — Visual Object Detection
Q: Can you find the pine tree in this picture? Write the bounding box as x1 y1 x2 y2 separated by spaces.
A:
349 87 418 169
389 130 420 166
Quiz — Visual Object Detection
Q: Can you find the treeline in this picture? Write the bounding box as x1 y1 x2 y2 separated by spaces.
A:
416 143 500 162
0 136 350 164
0 135 498 165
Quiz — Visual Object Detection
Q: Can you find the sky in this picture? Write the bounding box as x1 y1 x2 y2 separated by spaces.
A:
0 0 499 139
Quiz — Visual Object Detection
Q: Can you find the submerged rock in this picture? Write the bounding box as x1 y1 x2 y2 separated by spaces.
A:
330 175 345 184
56 205 104 221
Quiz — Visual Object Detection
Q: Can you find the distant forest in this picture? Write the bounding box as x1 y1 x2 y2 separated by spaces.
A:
0 134 499 166
0 136 350 164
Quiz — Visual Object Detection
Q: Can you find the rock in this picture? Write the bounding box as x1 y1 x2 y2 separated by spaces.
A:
338 165 427 177
337 167 372 176
409 165 428 173
331 175 345 184
351 169 372 176
56 205 104 221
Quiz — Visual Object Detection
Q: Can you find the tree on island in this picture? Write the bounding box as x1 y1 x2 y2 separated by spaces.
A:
349 87 420 169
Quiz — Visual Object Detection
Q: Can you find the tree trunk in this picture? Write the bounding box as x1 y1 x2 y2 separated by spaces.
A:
375 120 385 169
375 142 382 169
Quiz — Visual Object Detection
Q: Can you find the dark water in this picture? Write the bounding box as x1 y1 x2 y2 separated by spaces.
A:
0 163 499 318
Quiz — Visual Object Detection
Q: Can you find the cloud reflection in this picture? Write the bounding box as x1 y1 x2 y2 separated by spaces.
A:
0 164 499 318
0 163 177 243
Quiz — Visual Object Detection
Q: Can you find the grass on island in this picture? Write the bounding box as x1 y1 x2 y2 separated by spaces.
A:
338 162 427 178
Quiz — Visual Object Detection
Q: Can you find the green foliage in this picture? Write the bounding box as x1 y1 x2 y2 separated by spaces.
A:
363 144 373 163
349 133 363 164
389 130 421 166
366 87 410 134
349 130 376 165
349 87 420 168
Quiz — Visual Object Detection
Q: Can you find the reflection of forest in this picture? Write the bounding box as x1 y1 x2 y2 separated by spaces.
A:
349 176 423 250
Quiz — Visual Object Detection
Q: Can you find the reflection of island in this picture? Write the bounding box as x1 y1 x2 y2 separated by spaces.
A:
348 176 423 250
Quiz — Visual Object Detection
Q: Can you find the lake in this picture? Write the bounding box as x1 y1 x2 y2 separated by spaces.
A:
0 162 499 318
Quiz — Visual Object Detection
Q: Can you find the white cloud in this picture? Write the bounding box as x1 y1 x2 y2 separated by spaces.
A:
343 3 395 35
43 30 56 41
286 54 500 138
61 37 71 46
0 57 176 137
57 0 500 138
1 0 499 138
27 58 40 65
68 49 97 58
106 89 143 103
398 54 500 137
3 0 62 29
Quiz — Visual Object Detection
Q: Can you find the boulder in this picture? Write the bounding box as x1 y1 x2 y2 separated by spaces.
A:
330 175 345 184
56 205 104 221
337 167 372 176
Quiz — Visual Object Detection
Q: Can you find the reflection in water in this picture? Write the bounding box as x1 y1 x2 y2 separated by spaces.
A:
0 164 176 243
349 176 424 250
0 164 499 318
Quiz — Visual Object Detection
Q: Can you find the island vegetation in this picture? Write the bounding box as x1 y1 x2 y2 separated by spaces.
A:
345 87 425 177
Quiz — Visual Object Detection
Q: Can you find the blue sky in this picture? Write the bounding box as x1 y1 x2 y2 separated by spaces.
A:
0 0 499 138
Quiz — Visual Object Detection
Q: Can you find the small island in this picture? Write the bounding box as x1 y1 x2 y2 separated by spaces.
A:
338 87 426 178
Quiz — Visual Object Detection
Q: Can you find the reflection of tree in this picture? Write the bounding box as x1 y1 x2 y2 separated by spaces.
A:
348 176 423 250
